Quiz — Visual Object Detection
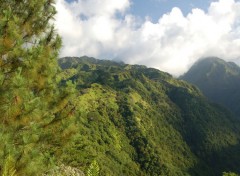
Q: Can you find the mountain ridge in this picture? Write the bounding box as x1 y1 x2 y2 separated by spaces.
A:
181 57 240 118
55 56 240 175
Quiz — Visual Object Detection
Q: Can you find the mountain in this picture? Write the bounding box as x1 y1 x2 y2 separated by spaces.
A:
181 57 240 118
55 56 240 176
3 1 240 175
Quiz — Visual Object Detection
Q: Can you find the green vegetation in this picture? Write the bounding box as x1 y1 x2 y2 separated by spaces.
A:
0 0 75 175
87 160 99 176
223 172 239 176
1 1 240 176
181 57 240 118
56 56 240 175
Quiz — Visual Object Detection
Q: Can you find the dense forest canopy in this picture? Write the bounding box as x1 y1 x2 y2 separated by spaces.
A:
181 57 240 118
0 1 240 176
57 56 240 176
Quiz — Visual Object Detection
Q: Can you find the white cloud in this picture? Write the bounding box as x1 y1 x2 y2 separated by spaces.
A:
55 0 240 76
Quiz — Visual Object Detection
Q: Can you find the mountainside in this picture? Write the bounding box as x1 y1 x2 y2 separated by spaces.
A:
55 56 240 175
181 57 240 118
2 1 240 175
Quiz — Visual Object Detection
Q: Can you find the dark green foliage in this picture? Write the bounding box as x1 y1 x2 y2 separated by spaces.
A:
56 56 240 176
1 1 240 174
181 57 240 118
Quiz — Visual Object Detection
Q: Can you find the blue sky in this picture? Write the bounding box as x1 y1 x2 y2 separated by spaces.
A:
130 0 213 21
56 0 240 76
65 0 214 21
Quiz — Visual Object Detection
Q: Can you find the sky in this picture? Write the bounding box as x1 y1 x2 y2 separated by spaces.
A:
55 0 240 76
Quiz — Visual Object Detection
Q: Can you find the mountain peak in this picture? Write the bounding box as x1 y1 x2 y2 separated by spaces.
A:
181 57 240 117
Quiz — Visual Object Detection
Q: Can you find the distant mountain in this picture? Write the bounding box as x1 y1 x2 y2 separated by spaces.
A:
181 57 240 118
56 56 240 175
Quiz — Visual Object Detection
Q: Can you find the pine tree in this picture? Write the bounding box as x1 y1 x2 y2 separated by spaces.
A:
0 0 76 175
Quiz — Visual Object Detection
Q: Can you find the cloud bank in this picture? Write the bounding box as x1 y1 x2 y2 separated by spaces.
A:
55 0 240 76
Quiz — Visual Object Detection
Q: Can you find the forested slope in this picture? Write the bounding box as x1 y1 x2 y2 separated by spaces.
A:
1 0 240 175
55 56 240 175
181 57 240 118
